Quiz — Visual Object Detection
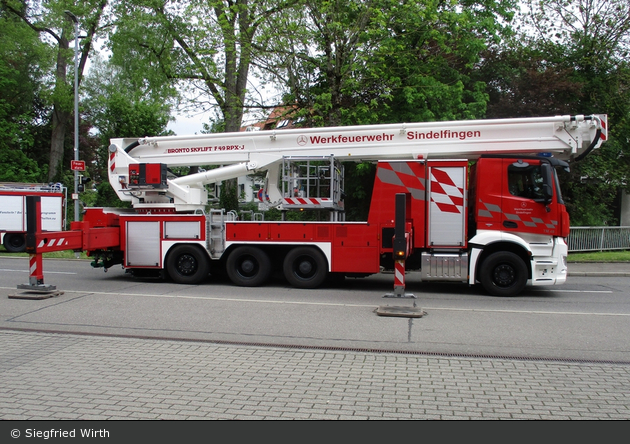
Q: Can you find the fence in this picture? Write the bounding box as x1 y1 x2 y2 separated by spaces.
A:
568 226 630 252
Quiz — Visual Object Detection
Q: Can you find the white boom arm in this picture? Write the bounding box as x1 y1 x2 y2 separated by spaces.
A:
108 114 607 211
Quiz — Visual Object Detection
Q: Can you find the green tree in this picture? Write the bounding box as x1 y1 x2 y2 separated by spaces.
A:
1 0 109 182
80 56 174 205
108 0 296 212
259 0 515 220
362 0 515 124
257 0 375 127
83 56 175 140
263 0 516 127
0 149 43 183
476 42 585 119
109 0 295 132
0 4 53 182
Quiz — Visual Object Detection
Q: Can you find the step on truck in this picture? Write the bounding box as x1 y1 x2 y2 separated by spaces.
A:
28 114 607 296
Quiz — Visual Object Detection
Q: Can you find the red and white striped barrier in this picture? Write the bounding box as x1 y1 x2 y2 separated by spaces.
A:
283 197 332 206
392 259 407 297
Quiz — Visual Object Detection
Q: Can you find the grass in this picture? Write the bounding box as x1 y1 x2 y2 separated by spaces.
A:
567 250 630 262
2 246 629 262
0 247 89 259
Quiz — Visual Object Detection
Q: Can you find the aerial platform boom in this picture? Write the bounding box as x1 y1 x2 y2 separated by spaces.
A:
108 114 607 212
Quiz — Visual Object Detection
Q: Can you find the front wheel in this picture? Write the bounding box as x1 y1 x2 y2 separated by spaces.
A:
479 251 528 297
283 247 328 289
166 245 210 285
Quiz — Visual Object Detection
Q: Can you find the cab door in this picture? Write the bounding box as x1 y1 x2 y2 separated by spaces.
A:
501 159 559 236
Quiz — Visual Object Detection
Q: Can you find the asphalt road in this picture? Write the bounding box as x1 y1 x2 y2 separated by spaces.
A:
1 256 629 362
2 256 629 420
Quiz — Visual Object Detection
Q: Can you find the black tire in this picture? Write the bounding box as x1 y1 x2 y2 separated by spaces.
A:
479 251 528 297
3 233 26 253
283 247 328 289
226 246 271 287
166 244 210 285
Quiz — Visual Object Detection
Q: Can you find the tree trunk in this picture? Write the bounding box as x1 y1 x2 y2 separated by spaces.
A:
48 33 71 181
220 28 251 212
49 107 71 181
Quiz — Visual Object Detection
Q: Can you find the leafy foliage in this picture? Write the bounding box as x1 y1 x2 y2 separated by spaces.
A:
265 0 516 127
0 148 44 183
80 56 174 204
0 6 53 182
108 0 295 133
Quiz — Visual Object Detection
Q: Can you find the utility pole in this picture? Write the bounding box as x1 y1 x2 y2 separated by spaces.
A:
65 10 80 223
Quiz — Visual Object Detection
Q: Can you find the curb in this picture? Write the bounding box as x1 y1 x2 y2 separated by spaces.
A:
568 272 630 277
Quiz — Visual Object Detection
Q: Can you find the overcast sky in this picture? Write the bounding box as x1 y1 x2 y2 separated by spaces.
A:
167 114 209 136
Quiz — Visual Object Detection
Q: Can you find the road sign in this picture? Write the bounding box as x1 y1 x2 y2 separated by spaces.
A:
71 160 85 171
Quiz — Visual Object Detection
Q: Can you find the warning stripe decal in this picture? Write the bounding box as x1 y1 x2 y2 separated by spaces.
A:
430 168 464 214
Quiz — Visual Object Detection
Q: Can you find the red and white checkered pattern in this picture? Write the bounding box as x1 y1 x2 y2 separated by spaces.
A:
430 168 464 214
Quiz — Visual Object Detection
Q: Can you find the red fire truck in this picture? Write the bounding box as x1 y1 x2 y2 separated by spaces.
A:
0 183 66 252
27 115 607 296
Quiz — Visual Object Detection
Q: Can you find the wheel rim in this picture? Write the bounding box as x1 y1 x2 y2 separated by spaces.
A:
237 255 259 278
176 254 198 276
9 236 24 249
293 256 316 280
493 263 515 287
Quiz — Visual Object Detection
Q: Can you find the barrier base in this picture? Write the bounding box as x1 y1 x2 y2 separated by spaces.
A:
10 285 63 300
383 292 416 298
376 305 425 318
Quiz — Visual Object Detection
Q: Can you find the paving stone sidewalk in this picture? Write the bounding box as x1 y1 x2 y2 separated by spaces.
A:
1 330 629 420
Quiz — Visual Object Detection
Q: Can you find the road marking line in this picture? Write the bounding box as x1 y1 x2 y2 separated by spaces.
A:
2 287 624 317
423 308 630 317
0 269 77 275
534 289 612 293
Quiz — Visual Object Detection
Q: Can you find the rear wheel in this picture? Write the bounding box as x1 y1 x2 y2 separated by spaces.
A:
283 247 328 289
166 245 210 285
3 233 26 253
479 251 527 297
226 246 271 287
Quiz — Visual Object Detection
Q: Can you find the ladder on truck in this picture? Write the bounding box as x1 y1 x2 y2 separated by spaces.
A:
206 209 247 258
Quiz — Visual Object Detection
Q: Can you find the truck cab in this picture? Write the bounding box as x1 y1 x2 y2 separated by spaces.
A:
468 156 570 295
